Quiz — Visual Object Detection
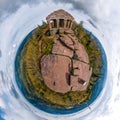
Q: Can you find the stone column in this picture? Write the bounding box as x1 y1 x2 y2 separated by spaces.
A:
68 21 71 28
48 20 51 29
70 21 73 29
57 19 59 28
64 20 67 28
66 20 69 28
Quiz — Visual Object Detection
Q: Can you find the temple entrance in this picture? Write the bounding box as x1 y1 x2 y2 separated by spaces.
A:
59 19 64 27
46 9 74 35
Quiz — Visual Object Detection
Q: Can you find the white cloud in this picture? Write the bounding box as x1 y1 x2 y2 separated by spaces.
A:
0 98 6 109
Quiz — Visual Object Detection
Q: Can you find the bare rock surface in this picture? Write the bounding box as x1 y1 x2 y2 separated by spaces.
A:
70 76 83 91
71 60 92 91
40 31 92 93
74 42 89 63
64 29 74 35
59 34 74 49
52 39 73 58
67 34 78 44
41 55 71 93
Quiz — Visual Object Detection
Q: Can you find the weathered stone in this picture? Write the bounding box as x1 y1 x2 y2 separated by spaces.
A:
73 60 80 68
52 39 73 58
59 28 65 34
74 43 89 63
70 61 92 91
41 34 92 93
70 76 82 91
73 69 80 76
59 34 74 49
64 29 74 35
40 10 92 93
46 9 74 35
41 55 71 93
76 62 92 91
46 9 74 21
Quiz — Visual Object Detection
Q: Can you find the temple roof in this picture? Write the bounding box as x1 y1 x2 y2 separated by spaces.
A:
46 9 74 21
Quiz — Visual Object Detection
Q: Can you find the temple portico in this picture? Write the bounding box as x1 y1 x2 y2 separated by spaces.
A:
46 9 74 34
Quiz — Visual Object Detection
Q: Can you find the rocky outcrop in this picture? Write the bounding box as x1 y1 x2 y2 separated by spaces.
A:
40 29 92 94
41 55 71 93
74 42 89 63
52 40 73 58
70 60 92 91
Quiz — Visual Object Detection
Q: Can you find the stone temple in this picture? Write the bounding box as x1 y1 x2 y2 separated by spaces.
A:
40 9 92 94
46 9 74 35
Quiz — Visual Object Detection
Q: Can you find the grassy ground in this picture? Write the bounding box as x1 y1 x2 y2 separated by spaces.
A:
19 22 103 107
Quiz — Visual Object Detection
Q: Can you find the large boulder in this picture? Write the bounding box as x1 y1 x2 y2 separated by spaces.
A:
41 55 71 93
40 33 92 94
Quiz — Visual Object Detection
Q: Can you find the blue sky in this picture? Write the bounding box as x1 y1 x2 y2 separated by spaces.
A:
0 108 5 120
